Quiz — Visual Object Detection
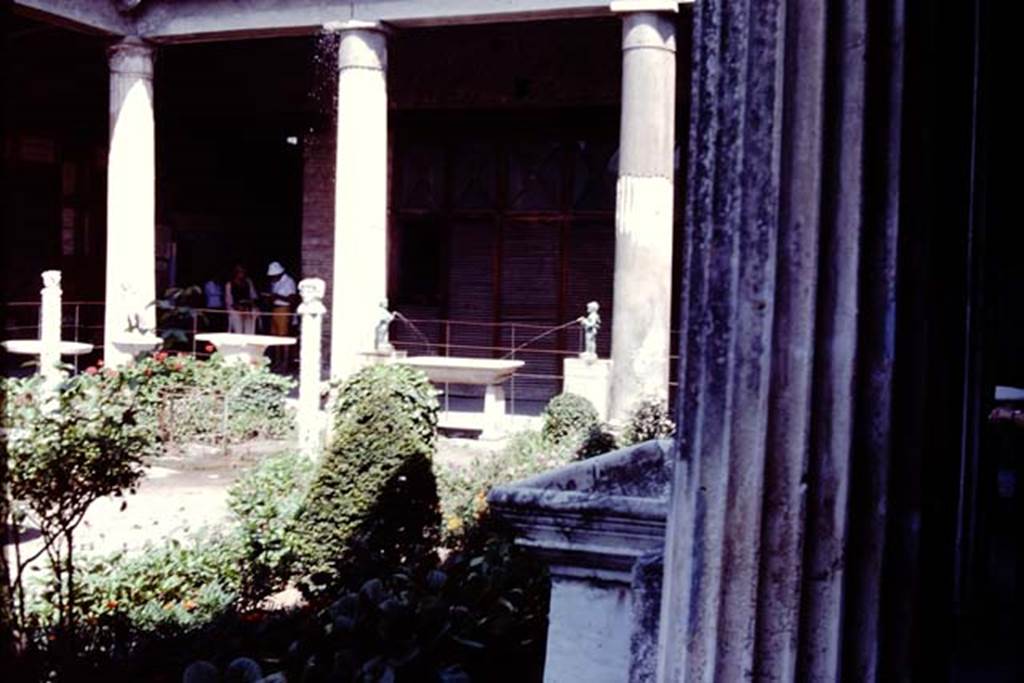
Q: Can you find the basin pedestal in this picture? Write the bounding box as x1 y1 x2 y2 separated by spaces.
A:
488 439 673 682
396 356 524 439
563 356 613 422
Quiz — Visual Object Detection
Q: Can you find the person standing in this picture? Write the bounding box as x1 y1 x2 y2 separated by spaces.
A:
264 261 297 370
225 264 258 335
202 270 226 332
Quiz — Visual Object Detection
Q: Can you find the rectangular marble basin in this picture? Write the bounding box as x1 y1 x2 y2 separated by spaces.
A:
398 356 524 385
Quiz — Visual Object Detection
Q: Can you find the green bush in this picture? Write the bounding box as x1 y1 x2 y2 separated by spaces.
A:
541 392 599 446
437 430 577 545
622 398 676 445
26 529 242 642
120 352 295 445
292 364 441 597
227 451 314 605
539 392 617 461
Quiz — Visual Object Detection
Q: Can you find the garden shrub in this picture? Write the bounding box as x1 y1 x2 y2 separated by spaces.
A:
437 430 577 546
121 352 295 446
43 531 244 635
541 392 599 446
540 392 617 461
621 397 676 445
227 451 314 605
292 364 441 597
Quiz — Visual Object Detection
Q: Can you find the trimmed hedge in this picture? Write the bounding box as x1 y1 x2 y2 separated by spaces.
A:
292 364 441 597
541 392 599 446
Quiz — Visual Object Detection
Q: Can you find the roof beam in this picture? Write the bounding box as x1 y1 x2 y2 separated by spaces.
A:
13 0 131 36
135 0 689 44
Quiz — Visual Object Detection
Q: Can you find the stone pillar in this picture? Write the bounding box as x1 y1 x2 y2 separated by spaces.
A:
608 8 677 422
104 37 156 367
327 22 389 380
297 278 327 459
39 270 62 384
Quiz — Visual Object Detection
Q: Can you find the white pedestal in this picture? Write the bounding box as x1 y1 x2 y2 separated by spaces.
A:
564 357 613 422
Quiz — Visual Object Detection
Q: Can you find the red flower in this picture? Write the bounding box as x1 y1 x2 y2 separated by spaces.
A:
85 366 98 375
97 359 104 368
204 344 215 353
154 351 168 362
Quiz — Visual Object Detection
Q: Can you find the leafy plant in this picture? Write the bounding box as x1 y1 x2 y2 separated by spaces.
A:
120 352 295 446
540 392 616 461
29 530 243 636
292 364 441 598
436 431 577 545
540 393 599 446
179 535 549 683
621 397 676 445
228 452 315 605
3 371 157 648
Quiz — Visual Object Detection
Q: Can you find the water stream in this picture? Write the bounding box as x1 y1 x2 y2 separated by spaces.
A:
393 313 435 355
501 319 579 359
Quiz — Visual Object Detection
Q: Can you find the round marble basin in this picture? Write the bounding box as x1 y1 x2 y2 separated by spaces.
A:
2 339 93 356
398 356 524 385
111 334 164 356
196 333 296 365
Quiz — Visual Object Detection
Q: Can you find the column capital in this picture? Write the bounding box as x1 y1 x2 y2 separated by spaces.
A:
322 19 392 35
108 36 154 78
327 22 389 73
620 11 676 54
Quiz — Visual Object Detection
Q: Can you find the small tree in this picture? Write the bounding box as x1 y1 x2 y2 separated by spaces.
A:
3 370 156 647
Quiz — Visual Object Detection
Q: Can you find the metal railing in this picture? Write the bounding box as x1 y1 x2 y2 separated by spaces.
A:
2 301 682 415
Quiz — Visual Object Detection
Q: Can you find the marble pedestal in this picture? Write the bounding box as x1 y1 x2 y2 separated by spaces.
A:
563 356 613 421
488 439 673 683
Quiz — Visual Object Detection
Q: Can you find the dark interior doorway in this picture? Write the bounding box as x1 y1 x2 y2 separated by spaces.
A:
949 1 1024 679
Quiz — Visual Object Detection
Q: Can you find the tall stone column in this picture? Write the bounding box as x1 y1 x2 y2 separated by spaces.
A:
104 37 156 366
327 22 389 380
608 9 677 422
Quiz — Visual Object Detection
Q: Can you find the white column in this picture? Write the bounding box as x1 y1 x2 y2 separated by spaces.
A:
327 22 389 380
297 278 327 459
104 37 156 367
39 270 62 384
608 9 677 422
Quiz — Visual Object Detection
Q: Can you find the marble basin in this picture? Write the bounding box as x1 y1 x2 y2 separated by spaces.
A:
398 356 524 385
2 339 93 356
196 332 296 365
111 334 164 357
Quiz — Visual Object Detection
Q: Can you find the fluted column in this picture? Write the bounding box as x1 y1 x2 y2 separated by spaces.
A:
327 22 389 380
104 37 156 366
608 10 677 422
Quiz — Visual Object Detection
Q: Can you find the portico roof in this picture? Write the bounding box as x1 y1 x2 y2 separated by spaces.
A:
14 0 690 43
